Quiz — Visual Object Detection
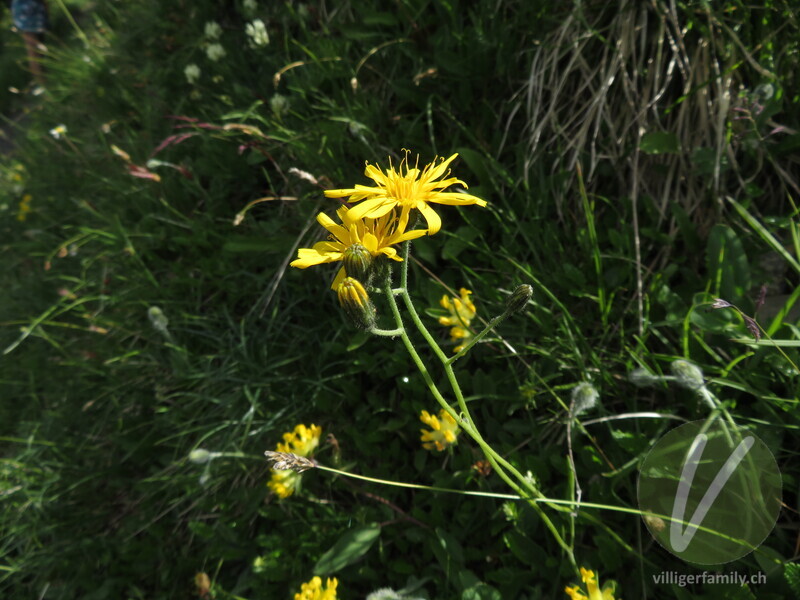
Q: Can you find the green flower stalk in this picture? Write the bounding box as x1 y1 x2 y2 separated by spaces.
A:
287 150 578 572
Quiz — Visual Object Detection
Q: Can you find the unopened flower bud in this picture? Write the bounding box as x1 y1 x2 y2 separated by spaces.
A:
148 306 169 335
628 367 659 387
643 512 666 533
671 359 705 390
189 448 212 464
570 382 599 416
342 243 373 282
337 277 376 330
506 284 533 314
269 93 289 116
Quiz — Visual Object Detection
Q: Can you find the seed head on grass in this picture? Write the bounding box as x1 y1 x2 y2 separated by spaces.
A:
266 424 321 498
264 451 317 472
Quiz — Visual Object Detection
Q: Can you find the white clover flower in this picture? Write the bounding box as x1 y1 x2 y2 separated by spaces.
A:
206 43 226 62
204 21 222 40
184 63 201 84
49 125 67 139
245 19 269 47
242 0 257 14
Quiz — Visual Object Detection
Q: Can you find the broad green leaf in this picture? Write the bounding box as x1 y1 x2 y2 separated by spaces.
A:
462 583 502 600
785 562 800 597
431 527 465 576
706 224 750 303
640 131 680 154
313 524 381 575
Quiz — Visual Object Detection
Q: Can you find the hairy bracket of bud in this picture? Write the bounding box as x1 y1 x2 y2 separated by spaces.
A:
628 367 660 387
264 450 317 472
189 448 213 464
148 306 170 335
506 284 533 315
670 359 705 390
342 243 373 282
337 277 376 330
570 382 599 417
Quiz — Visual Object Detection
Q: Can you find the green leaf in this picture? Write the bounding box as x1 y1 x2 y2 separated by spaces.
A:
727 196 800 276
706 224 750 303
502 530 539 566
431 527 465 576
461 583 502 600
670 200 701 255
753 546 785 578
362 11 399 26
640 131 680 154
187 521 214 539
313 524 381 575
454 147 490 187
785 562 800 597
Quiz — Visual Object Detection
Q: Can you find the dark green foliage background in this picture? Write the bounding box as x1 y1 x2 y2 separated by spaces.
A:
1 0 799 598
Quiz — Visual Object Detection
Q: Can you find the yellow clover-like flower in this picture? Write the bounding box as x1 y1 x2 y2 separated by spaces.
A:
290 205 426 289
276 423 322 456
420 409 460 452
565 567 618 600
439 288 477 353
294 576 338 600
267 424 322 498
267 468 301 499
16 194 32 222
324 151 487 235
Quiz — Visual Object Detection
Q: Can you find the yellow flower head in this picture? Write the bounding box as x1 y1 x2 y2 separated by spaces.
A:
16 194 32 222
294 576 338 600
276 423 322 457
267 468 301 498
267 424 322 498
438 288 477 353
420 409 460 452
194 572 211 598
565 567 618 600
290 205 426 289
324 151 487 235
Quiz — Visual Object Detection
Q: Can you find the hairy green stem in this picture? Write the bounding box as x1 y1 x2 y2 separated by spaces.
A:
391 243 576 568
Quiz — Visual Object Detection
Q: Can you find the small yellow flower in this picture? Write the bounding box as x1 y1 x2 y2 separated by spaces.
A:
267 468 301 499
194 572 211 598
438 288 477 353
294 576 338 600
420 409 460 452
267 424 322 498
325 150 487 235
16 194 32 221
276 423 322 457
565 567 618 600
49 125 67 139
290 205 426 290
